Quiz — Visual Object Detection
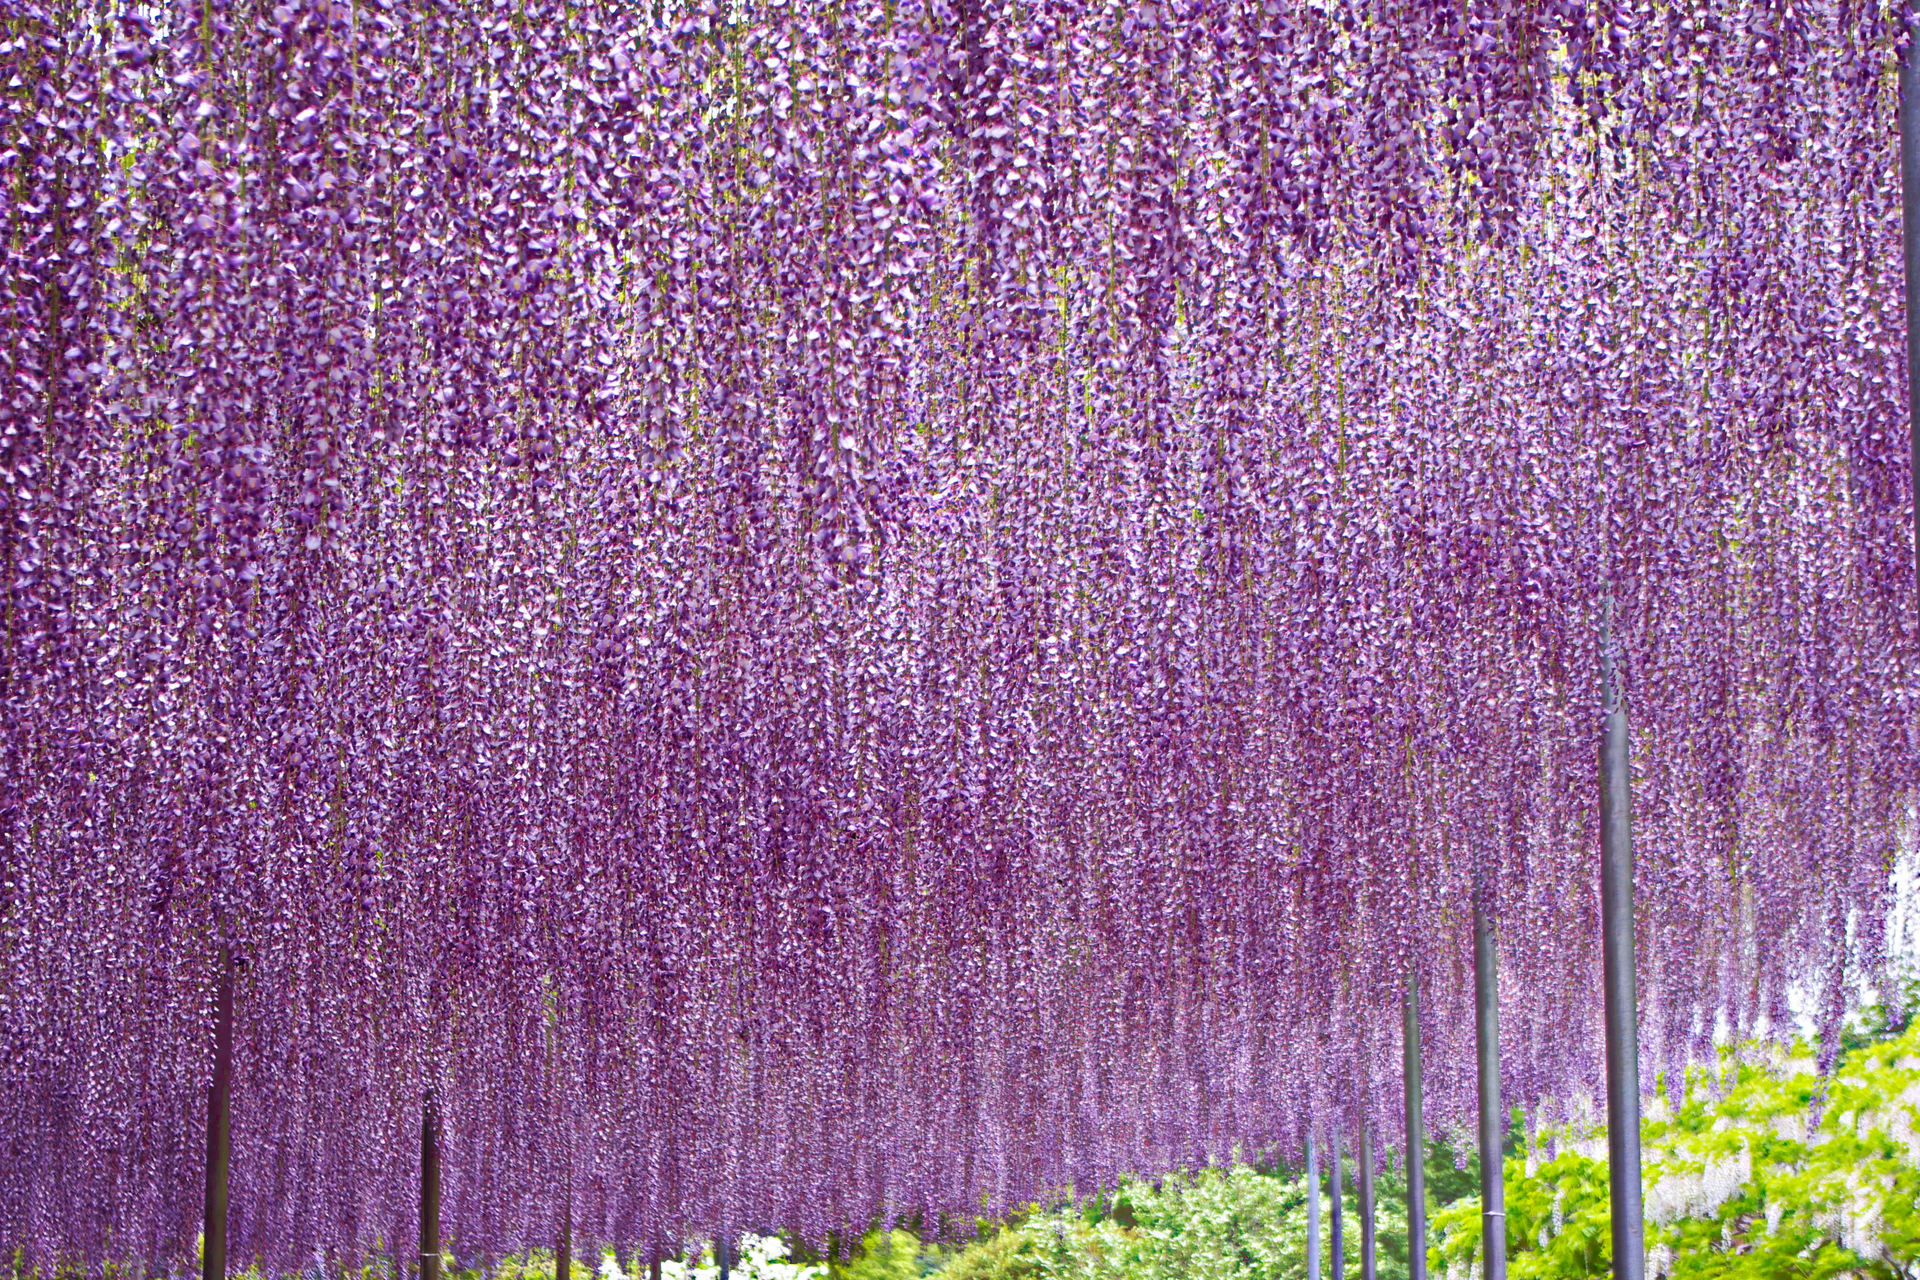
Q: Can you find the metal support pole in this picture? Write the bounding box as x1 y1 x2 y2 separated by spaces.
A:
1474 898 1506 1280
1403 973 1426 1280
546 997 569 1280
1331 1129 1345 1280
717 1233 729 1280
202 949 236 1280
1600 610 1644 1280
1358 1124 1376 1280
1903 7 1920 589
1306 1129 1321 1280
420 1093 441 1280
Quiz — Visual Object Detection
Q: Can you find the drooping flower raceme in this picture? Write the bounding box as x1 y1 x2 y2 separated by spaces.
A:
1 0 1913 1271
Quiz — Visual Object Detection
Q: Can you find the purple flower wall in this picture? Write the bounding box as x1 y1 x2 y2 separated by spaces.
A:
1 0 1914 1270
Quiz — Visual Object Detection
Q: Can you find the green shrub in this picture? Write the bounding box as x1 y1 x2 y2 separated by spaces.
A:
923 1160 1424 1280
1431 1021 1920 1279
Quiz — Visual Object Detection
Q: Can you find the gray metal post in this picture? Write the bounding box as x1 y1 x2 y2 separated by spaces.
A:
420 1092 441 1280
1600 609 1644 1280
1307 1128 1321 1280
202 950 236 1280
1474 898 1506 1280
1331 1129 1345 1280
1358 1124 1376 1280
1904 8 1920 588
717 1233 729 1280
1404 974 1426 1280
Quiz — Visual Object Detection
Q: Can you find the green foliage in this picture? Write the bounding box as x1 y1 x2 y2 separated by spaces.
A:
1431 1022 1920 1280
913 1160 1427 1280
1432 1148 1613 1280
463 1248 594 1280
829 1230 941 1280
1423 1141 1484 1215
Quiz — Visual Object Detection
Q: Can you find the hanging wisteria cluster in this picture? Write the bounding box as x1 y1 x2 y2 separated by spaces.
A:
3 0 1915 1270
